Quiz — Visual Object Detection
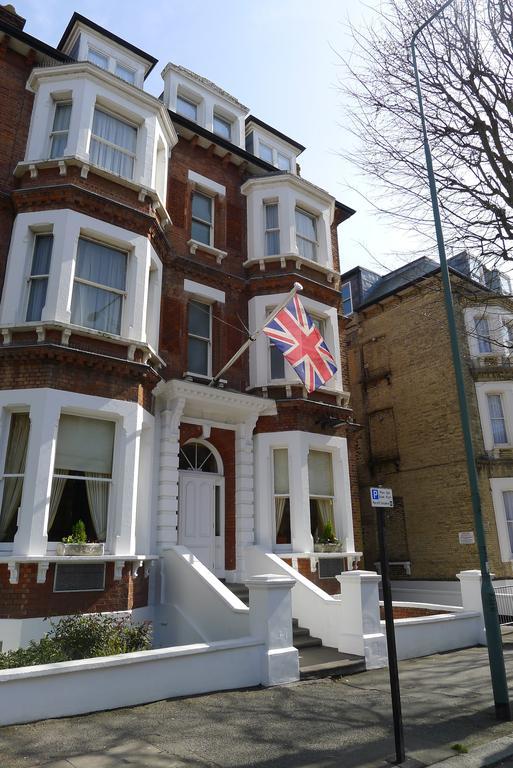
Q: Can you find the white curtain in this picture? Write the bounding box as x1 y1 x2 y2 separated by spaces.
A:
90 108 136 179
26 234 53 322
48 471 68 529
275 497 287 533
55 415 114 475
295 209 317 261
265 204 280 256
488 394 507 444
85 473 109 541
0 414 30 540
315 498 335 530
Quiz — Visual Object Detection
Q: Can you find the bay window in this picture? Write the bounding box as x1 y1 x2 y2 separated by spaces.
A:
295 208 318 262
487 394 508 445
191 192 213 246
70 238 127 335
49 102 71 159
26 234 53 322
89 108 137 179
273 448 291 544
48 415 115 543
187 300 211 376
308 450 335 540
0 413 30 542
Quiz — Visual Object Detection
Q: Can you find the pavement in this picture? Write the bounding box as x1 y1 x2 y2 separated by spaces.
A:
2 639 513 768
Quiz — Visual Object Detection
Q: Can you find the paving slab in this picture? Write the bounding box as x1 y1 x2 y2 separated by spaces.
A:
3 643 513 768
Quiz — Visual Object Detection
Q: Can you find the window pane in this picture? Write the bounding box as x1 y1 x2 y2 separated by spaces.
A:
296 209 316 240
52 103 71 132
188 300 210 338
116 63 135 83
90 138 135 178
277 153 290 171
191 220 211 245
93 108 138 153
270 343 285 379
192 193 212 223
177 95 197 121
342 282 353 316
273 449 289 494
50 134 68 159
26 279 48 322
308 451 334 496
504 491 513 522
188 337 209 375
88 48 108 69
31 234 53 276
71 283 123 334
265 231 280 257
265 203 278 230
259 144 273 163
297 237 316 261
275 497 291 544
0 413 30 542
487 394 508 444
475 317 492 353
75 239 127 291
213 114 231 140
55 415 115 475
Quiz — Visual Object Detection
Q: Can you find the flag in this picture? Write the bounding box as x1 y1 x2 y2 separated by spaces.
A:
262 294 337 393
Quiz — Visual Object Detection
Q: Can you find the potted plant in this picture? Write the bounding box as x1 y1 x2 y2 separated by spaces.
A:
314 521 344 553
56 520 105 556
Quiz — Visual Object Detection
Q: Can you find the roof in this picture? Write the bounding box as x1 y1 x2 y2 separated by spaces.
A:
362 257 439 305
57 13 158 77
0 15 71 63
245 114 306 153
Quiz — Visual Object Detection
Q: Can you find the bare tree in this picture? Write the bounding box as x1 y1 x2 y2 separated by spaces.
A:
340 0 513 269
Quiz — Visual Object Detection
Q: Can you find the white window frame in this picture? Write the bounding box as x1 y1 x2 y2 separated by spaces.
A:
191 190 214 247
26 232 53 322
277 152 291 171
0 411 30 545
89 107 138 181
490 478 513 563
187 299 212 378
308 449 336 541
71 236 128 336
213 112 232 141
272 447 291 548
342 281 353 316
176 94 198 121
87 46 109 70
264 202 280 257
487 393 509 446
115 62 136 84
259 142 274 164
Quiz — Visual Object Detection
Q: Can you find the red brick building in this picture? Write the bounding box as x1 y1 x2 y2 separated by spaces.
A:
0 6 361 650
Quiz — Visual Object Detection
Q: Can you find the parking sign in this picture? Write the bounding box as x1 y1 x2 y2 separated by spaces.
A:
370 487 394 508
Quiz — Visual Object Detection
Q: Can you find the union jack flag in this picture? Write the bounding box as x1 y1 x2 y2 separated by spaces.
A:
263 295 337 393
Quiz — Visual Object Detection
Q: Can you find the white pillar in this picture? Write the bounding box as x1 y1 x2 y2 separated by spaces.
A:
156 398 184 552
235 417 257 580
13 393 60 556
246 574 299 685
457 569 487 645
290 437 313 553
337 570 387 669
112 409 142 555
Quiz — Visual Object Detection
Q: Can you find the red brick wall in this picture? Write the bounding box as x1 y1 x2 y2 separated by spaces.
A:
0 563 148 619
283 557 345 596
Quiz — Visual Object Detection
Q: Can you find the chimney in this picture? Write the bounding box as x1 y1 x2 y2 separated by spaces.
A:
0 4 26 30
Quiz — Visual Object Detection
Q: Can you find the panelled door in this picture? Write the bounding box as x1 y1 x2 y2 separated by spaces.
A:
178 472 216 570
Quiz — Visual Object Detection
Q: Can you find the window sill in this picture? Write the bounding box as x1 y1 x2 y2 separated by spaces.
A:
247 382 351 406
243 253 339 284
14 157 171 228
182 371 227 387
187 239 227 264
0 321 163 368
0 554 159 584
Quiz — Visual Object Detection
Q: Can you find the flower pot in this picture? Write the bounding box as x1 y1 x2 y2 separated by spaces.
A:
56 542 105 556
314 542 344 553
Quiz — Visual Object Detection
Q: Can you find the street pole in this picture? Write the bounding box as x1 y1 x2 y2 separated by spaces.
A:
411 2 511 721
377 507 405 764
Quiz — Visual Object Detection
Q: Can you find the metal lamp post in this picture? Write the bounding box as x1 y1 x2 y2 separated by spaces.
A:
411 0 511 720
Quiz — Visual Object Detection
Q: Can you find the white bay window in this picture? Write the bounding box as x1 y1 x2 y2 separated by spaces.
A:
71 238 127 335
89 108 137 179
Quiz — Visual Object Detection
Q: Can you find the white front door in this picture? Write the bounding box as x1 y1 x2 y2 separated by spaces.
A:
178 472 217 571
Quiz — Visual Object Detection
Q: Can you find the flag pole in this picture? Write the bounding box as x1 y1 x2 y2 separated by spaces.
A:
208 282 303 387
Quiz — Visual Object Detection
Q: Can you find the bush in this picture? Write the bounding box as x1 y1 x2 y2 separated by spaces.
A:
0 614 152 670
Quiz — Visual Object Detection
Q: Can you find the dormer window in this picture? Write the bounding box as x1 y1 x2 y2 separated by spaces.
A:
49 102 72 159
295 208 318 262
213 112 231 141
177 94 198 121
87 47 109 70
89 108 137 179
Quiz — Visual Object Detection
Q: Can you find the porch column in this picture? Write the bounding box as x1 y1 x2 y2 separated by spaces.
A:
235 416 257 580
156 397 185 552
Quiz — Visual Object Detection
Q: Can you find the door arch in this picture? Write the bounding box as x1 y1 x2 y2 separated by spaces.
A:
178 440 224 575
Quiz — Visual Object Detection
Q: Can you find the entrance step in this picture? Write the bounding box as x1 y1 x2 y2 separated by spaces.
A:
223 583 365 679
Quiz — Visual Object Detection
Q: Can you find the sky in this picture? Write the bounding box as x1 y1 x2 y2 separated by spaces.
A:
13 0 421 276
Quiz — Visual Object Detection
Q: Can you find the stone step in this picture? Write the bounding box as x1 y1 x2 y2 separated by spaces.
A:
298 646 366 679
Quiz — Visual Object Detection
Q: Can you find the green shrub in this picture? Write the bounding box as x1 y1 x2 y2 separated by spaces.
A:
0 614 152 670
62 519 87 544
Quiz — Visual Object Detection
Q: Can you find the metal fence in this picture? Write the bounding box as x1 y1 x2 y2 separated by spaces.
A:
494 585 513 625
